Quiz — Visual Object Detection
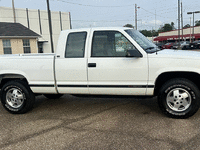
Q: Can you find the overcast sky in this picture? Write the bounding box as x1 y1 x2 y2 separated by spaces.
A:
1 0 200 30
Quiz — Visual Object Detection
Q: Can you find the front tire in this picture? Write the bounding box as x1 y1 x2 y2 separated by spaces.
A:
158 78 200 118
0 80 35 114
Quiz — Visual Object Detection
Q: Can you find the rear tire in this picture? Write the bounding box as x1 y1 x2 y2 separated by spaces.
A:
43 94 64 99
158 78 200 118
0 80 35 114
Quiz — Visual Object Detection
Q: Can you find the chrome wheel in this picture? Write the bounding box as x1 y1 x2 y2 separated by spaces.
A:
6 88 25 108
166 88 191 112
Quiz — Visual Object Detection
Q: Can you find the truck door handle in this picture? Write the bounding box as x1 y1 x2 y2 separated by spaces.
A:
88 63 96 67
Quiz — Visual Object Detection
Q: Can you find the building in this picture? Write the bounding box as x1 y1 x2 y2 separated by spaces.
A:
147 37 156 42
154 26 200 42
0 22 40 55
0 7 71 53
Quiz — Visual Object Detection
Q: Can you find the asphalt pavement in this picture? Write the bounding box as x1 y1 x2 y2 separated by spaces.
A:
0 94 200 150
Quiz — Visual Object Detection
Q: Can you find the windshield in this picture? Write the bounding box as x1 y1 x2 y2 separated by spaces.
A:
125 29 158 53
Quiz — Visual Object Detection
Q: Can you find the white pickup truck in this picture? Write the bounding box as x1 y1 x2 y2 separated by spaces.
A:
1 27 200 118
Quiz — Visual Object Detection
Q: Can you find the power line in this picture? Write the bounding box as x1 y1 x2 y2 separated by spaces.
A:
56 0 134 8
53 1 178 23
139 7 172 19
48 0 198 30
148 7 177 12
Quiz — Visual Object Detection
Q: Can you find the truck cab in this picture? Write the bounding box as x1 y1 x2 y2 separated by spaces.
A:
55 27 150 95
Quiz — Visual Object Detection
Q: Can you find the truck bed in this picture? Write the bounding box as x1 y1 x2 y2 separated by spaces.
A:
0 53 57 93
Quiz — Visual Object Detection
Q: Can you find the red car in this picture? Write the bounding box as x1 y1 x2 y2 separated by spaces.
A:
161 43 173 49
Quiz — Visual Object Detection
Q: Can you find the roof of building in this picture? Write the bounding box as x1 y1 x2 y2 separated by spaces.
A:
154 33 200 42
0 22 40 37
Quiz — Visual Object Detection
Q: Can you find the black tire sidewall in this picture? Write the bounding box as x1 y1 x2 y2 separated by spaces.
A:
1 81 34 114
158 79 200 118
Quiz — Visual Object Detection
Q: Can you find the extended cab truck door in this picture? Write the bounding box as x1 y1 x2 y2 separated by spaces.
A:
55 29 90 94
87 29 149 95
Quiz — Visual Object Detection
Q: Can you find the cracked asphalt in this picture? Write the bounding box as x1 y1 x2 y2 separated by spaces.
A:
0 94 200 150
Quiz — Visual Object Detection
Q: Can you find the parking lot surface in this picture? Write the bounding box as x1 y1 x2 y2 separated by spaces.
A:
0 94 200 150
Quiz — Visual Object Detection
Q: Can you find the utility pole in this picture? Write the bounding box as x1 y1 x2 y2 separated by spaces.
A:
190 17 191 43
178 0 180 48
187 11 200 42
181 1 183 41
69 12 72 29
46 0 54 53
26 8 30 28
155 10 156 30
135 4 137 30
12 0 16 23
193 12 195 42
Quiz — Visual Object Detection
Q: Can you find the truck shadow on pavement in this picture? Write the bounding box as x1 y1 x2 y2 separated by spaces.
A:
33 94 161 116
0 95 200 149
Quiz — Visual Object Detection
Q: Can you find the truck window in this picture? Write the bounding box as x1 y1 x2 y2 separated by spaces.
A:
91 31 136 57
65 32 87 58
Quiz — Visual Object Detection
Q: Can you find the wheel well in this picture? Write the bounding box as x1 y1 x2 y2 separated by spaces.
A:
0 74 29 89
154 72 200 96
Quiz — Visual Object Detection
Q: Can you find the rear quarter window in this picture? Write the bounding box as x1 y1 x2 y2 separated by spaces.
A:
65 32 87 58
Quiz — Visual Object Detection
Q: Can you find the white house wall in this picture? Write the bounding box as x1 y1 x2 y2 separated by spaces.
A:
0 7 71 53
39 10 51 53
28 9 41 34
0 7 14 22
61 12 71 30
15 8 28 28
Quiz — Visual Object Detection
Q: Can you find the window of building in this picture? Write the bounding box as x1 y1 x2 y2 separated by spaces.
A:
23 39 31 53
2 39 12 54
65 32 87 58
91 31 136 57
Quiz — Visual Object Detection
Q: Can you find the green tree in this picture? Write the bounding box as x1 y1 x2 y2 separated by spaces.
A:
123 24 134 28
140 30 158 37
158 23 174 32
183 24 190 28
162 23 173 32
195 20 200 26
140 30 152 37
151 30 158 37
171 22 175 30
